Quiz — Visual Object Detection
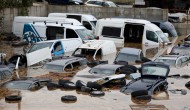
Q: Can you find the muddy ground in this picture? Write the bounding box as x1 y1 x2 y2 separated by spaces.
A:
0 36 190 110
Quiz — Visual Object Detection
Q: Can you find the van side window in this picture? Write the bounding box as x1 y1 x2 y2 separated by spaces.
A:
53 42 62 52
46 27 64 40
102 27 121 38
67 15 81 22
146 31 158 42
66 29 78 38
83 21 92 30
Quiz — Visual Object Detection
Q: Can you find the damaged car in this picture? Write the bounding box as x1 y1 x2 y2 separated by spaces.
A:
120 62 170 95
43 56 87 73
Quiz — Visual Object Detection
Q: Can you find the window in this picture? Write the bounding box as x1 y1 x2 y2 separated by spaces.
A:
46 27 64 40
146 31 158 42
180 57 189 67
176 59 182 67
95 1 103 6
66 29 78 38
83 21 92 30
102 27 121 38
102 2 109 6
87 1 96 4
53 42 62 52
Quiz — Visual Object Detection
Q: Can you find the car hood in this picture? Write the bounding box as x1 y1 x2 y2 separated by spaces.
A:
120 77 162 94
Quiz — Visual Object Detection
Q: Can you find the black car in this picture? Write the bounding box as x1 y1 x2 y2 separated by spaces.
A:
120 62 170 95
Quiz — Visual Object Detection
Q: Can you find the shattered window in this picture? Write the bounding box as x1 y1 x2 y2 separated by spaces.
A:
28 42 53 53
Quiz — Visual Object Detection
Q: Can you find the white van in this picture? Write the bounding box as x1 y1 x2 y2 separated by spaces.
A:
48 13 97 31
23 22 96 43
95 18 171 47
12 16 82 38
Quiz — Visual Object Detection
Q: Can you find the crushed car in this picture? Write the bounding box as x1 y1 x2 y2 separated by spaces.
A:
72 40 117 61
43 56 87 73
120 62 170 95
2 77 51 91
114 47 151 65
154 55 190 68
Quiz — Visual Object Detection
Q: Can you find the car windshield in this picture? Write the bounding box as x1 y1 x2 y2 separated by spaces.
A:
90 21 97 27
73 48 96 56
142 66 168 77
4 81 32 90
89 68 115 75
43 64 63 72
154 59 176 67
75 29 96 40
156 31 170 43
28 42 53 53
115 53 139 63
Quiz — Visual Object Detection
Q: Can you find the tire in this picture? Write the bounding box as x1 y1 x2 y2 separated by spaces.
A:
181 89 187 95
5 95 22 102
90 91 105 97
58 79 72 86
76 80 86 89
47 82 60 90
8 54 27 66
63 82 76 89
131 90 148 98
87 82 102 90
61 95 77 102
185 81 190 89
132 95 151 104
81 86 91 92
125 65 137 73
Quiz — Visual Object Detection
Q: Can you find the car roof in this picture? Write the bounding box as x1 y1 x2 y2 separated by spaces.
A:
92 64 124 70
0 65 11 72
45 57 86 67
119 47 141 55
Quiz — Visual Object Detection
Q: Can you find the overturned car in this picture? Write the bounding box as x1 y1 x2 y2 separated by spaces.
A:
120 62 170 95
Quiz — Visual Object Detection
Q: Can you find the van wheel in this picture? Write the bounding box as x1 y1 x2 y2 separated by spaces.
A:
5 95 22 102
90 91 105 97
61 95 77 102
76 80 86 89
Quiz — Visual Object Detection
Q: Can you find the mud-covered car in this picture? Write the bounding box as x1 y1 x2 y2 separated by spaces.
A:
2 77 51 90
43 57 87 73
154 55 189 68
89 64 124 77
120 62 170 95
170 43 190 56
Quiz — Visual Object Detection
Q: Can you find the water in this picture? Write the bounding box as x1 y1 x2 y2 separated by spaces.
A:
0 37 190 110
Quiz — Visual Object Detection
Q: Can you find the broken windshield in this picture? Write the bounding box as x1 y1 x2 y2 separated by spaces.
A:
142 66 168 77
28 42 53 53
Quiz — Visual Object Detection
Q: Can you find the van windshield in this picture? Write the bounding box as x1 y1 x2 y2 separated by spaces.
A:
76 29 96 40
156 31 170 43
28 42 53 53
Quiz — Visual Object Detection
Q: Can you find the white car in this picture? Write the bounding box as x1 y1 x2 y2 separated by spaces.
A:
85 0 118 7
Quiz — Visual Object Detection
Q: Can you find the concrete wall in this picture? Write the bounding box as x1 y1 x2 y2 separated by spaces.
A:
48 5 168 20
173 23 190 36
0 3 47 33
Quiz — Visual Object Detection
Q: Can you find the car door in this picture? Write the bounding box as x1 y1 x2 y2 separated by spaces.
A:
101 26 124 47
143 25 162 46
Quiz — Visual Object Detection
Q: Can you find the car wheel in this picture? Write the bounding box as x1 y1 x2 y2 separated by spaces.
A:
63 82 76 89
90 91 105 97
76 80 86 89
87 82 102 90
5 95 22 102
61 95 77 102
81 86 92 93
47 82 60 90
58 79 72 86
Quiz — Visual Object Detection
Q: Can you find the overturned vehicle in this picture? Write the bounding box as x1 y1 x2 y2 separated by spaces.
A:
120 62 170 95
